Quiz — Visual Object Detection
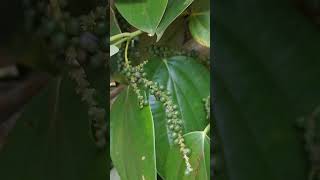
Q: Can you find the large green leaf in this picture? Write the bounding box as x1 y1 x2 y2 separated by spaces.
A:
215 0 320 179
165 131 210 180
188 0 210 47
115 0 168 35
155 0 194 41
0 77 108 180
144 56 210 177
110 86 157 180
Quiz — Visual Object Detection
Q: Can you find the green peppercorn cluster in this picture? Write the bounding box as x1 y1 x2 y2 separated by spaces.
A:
23 0 107 148
68 63 107 148
147 45 198 59
146 45 210 68
116 50 193 174
23 0 107 68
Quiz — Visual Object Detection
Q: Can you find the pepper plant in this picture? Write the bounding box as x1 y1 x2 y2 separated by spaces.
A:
0 0 108 179
110 0 211 179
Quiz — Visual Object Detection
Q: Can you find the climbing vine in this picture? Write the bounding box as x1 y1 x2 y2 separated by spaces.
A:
110 0 210 179
0 1 108 179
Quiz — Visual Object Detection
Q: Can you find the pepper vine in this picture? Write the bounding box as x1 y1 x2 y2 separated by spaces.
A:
111 32 197 174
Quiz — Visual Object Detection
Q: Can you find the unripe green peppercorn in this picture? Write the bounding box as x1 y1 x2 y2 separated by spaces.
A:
184 148 191 155
174 139 179 145
171 132 177 138
173 105 178 110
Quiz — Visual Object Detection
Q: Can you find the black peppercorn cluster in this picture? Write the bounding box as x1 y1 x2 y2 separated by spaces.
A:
116 49 193 174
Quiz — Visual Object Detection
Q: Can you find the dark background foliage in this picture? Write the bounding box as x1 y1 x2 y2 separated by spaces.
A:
214 0 320 179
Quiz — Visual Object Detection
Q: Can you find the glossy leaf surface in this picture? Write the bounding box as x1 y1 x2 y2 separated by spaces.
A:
144 56 210 177
115 0 168 35
165 131 210 180
155 0 194 41
188 0 210 47
110 87 157 180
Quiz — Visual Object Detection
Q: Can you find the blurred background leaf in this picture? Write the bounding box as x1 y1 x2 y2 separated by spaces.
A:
0 77 108 180
214 0 320 179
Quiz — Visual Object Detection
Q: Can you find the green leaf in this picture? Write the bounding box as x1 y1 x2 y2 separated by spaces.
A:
110 8 122 36
115 0 168 35
0 77 108 180
165 131 210 180
110 45 119 57
110 86 157 180
214 0 320 179
188 0 210 47
144 56 210 177
155 0 194 41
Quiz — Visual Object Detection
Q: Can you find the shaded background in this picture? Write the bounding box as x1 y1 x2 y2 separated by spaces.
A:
214 0 320 179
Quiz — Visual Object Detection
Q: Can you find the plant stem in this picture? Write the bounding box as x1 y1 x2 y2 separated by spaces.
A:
110 32 131 42
112 38 128 46
110 30 143 43
130 30 144 38
203 124 210 135
111 30 144 67
124 39 130 64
